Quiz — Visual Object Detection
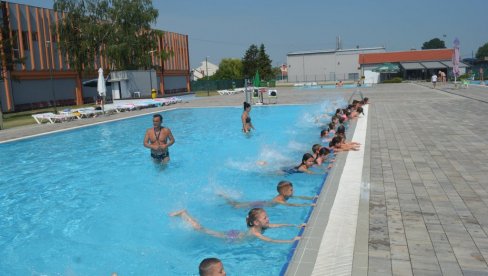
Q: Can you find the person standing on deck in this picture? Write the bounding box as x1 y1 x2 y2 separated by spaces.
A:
431 73 438 88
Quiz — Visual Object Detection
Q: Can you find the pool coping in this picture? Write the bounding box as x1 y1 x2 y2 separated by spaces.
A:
284 106 370 275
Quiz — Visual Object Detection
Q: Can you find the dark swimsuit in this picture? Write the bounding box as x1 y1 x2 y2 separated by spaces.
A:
151 127 169 160
281 166 303 175
246 117 251 123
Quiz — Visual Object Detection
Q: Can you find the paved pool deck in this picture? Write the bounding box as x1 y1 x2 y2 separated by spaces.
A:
2 83 488 275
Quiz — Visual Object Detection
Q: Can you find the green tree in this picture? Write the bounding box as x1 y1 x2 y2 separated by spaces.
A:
104 0 161 70
272 66 282 79
476 42 488 59
54 0 99 78
54 0 165 72
242 44 259 79
421 38 446 49
213 58 243 80
257 44 273 80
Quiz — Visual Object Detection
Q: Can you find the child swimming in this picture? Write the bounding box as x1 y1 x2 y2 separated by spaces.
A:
281 153 316 174
169 208 304 243
219 180 317 208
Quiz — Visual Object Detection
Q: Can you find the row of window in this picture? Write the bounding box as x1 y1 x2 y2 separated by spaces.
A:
11 30 57 51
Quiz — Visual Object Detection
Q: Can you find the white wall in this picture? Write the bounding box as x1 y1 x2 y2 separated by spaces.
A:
192 61 218 80
364 70 380 84
287 48 385 83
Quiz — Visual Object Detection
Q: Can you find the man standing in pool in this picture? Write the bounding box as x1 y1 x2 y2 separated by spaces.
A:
143 114 175 163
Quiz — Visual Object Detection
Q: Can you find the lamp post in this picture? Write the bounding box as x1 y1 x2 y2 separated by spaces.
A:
45 40 57 113
148 50 157 96
205 56 209 96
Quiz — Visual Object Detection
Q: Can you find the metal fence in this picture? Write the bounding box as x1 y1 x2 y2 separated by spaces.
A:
190 79 276 91
286 73 360 83
190 79 245 92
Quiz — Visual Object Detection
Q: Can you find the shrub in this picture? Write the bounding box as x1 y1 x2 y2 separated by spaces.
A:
382 77 403 83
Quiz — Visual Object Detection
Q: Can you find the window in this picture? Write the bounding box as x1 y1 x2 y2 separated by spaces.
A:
11 30 20 59
348 73 359 81
22 31 29 50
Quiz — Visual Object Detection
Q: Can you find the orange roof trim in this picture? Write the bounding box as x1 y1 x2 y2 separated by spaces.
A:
359 49 454 64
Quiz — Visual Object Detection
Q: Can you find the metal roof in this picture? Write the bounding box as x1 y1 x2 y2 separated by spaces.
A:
288 47 385 56
421 61 446 69
400 62 425 70
440 61 469 68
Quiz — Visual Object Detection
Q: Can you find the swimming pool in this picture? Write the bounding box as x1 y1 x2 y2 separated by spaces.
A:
0 101 344 275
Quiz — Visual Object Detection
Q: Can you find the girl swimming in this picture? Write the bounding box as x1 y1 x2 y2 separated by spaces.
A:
281 153 316 174
169 208 303 243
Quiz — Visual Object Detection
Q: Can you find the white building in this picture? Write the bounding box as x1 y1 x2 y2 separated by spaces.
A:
191 60 218 81
287 47 386 83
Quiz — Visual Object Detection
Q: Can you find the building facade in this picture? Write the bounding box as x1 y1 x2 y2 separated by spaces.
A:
190 60 218 81
286 47 385 83
359 49 468 82
0 1 190 112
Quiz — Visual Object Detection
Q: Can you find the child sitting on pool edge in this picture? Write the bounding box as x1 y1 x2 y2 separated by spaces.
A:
169 208 304 243
219 180 317 208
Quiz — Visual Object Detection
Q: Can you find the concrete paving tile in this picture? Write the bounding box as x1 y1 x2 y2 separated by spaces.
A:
369 256 393 274
410 256 441 271
437 262 463 276
391 245 410 261
392 259 413 276
462 270 488 276
411 268 443 276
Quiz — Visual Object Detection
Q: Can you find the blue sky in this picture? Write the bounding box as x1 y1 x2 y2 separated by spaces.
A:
12 0 488 68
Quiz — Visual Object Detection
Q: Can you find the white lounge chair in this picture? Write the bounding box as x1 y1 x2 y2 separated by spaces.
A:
73 107 103 118
32 112 76 124
114 103 137 111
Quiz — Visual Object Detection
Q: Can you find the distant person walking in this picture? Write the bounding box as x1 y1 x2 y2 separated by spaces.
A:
480 67 485 84
431 73 438 88
143 114 175 164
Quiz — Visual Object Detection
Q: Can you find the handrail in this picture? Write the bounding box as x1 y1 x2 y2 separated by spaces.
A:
348 90 364 104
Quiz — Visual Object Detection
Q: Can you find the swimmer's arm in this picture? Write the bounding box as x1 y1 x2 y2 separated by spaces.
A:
165 129 175 148
269 223 306 228
293 195 318 200
278 202 316 207
253 232 300 243
143 130 158 150
297 166 314 174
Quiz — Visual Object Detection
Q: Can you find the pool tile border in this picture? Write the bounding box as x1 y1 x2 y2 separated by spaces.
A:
284 115 360 275
285 105 369 275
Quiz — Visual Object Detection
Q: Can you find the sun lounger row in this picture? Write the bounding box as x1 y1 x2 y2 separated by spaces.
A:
217 88 246 95
31 97 183 124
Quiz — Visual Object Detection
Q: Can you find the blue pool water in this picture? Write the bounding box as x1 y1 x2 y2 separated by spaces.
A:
0 100 345 275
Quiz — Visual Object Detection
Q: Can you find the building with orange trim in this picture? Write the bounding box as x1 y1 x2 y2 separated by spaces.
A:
359 49 467 82
0 1 190 112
